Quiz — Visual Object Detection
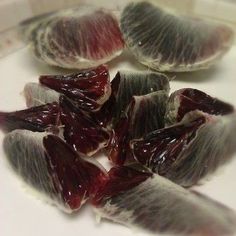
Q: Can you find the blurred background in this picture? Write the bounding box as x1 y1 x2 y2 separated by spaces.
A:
0 0 235 57
0 0 236 32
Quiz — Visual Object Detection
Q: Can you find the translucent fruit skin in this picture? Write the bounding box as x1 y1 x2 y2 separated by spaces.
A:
131 116 206 175
3 130 60 203
22 7 124 69
126 87 236 187
4 130 236 234
92 166 152 206
48 9 124 62
131 111 236 187
103 70 169 165
110 70 170 125
3 130 107 212
108 91 168 165
93 166 236 236
23 83 60 108
90 70 170 128
120 1 234 72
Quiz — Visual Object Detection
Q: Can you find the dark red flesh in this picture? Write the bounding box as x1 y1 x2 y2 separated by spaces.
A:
51 10 124 61
39 65 110 112
88 71 121 128
92 166 152 206
108 116 130 165
91 71 120 127
177 88 234 122
131 117 206 175
90 94 116 128
107 99 137 165
59 96 110 155
108 92 167 166
110 71 134 125
0 102 60 133
43 135 107 210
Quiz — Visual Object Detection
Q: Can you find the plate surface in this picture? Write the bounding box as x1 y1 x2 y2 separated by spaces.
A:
1 47 236 236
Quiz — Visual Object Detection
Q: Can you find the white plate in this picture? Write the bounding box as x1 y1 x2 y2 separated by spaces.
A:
1 47 236 236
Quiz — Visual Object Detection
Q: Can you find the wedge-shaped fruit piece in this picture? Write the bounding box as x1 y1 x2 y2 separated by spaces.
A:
165 88 234 125
0 95 110 156
59 96 110 156
22 6 124 69
39 65 111 112
24 83 60 107
3 130 107 212
92 166 236 236
120 1 234 72
108 91 168 165
0 102 60 133
110 70 170 124
131 111 236 187
90 70 169 128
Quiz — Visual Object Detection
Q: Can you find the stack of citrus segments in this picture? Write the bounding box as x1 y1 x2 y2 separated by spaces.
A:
1 2 236 236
